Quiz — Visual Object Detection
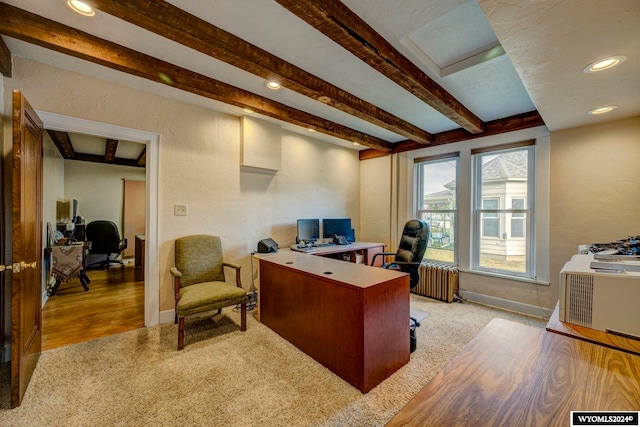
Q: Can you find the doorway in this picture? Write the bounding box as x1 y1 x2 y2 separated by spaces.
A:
37 112 160 335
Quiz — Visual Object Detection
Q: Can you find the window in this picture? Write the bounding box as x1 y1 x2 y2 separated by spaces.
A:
415 153 458 263
472 144 535 276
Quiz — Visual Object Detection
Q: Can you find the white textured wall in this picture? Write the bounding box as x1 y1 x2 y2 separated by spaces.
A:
63 160 145 233
3 57 360 313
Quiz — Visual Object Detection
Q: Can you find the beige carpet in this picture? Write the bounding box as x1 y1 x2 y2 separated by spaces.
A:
0 295 546 426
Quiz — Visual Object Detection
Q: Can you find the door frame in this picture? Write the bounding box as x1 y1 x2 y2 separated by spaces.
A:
37 111 160 327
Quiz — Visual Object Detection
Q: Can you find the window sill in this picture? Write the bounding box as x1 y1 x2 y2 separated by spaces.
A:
459 268 550 286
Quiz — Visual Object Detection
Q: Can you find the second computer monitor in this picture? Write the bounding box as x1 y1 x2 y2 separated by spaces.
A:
297 219 320 243
322 218 353 242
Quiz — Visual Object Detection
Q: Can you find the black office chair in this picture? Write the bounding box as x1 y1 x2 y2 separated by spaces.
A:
371 219 430 352
85 220 128 269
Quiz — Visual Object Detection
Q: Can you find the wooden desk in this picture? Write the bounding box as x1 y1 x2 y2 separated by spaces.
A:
135 234 146 281
257 250 410 393
387 318 640 426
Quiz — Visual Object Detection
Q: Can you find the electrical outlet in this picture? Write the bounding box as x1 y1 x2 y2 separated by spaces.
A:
174 204 187 216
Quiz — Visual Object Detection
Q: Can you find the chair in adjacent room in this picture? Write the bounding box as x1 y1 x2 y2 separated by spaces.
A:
85 220 128 269
170 234 248 350
371 219 430 352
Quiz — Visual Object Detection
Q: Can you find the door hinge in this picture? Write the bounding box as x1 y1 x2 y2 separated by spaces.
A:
0 261 37 273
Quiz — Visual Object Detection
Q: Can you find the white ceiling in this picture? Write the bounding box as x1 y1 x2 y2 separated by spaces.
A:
2 0 638 152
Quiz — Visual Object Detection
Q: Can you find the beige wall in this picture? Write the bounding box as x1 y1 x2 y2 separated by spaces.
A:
549 116 640 295
3 57 360 314
42 133 64 305
63 160 145 234
360 155 392 246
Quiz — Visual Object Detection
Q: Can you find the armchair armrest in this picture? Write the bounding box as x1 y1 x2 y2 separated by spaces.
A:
223 261 243 288
371 251 398 267
170 267 182 303
170 267 182 278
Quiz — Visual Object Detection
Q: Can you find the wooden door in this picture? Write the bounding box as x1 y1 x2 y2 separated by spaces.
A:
10 90 44 407
123 179 145 258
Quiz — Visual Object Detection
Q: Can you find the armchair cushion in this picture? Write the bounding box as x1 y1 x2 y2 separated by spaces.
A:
177 281 247 317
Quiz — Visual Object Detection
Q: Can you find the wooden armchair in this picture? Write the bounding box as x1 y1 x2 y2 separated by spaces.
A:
170 235 247 350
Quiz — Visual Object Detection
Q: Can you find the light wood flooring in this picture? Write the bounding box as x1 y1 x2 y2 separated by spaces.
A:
42 263 144 351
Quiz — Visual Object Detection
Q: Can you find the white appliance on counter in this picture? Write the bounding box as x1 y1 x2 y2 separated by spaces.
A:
559 254 640 339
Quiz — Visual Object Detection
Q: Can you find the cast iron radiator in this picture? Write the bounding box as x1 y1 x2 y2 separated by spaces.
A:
411 262 459 303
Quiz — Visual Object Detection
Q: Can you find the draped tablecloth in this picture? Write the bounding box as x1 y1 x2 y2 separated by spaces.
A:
51 245 84 282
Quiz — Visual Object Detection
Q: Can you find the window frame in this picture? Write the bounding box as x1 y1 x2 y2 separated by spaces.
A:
415 154 459 265
471 145 536 278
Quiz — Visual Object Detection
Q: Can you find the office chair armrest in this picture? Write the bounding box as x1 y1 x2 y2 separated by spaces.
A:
119 238 128 251
223 262 243 288
371 251 398 267
386 261 422 269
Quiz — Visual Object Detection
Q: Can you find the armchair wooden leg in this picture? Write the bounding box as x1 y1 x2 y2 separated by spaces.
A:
178 317 185 350
241 302 247 331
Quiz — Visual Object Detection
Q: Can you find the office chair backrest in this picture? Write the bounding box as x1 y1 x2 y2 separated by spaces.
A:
175 235 225 287
86 220 122 253
395 219 430 287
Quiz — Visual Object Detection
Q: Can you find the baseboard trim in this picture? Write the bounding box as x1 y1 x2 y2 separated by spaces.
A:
159 309 175 325
460 290 553 319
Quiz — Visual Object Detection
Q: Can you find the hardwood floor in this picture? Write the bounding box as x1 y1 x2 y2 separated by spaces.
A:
42 263 144 351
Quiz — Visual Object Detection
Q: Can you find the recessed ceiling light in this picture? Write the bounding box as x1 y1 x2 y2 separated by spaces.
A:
588 105 618 115
266 81 281 90
583 55 626 73
307 128 316 133
67 0 95 16
353 142 360 146
243 108 254 114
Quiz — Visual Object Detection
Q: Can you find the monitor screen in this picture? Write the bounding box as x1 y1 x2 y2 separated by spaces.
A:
322 218 352 241
297 219 320 243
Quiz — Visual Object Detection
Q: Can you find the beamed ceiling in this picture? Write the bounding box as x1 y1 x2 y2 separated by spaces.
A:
0 0 638 163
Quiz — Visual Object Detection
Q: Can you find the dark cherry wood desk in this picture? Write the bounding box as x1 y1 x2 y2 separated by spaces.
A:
257 249 409 393
387 318 640 426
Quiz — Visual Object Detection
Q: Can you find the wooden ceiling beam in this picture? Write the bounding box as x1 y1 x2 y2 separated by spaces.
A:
136 147 146 167
0 3 393 153
105 139 118 162
359 111 545 160
0 35 12 77
74 153 143 168
46 130 75 159
87 0 431 144
276 0 485 135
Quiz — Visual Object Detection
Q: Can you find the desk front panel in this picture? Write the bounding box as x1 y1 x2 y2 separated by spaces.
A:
259 256 409 393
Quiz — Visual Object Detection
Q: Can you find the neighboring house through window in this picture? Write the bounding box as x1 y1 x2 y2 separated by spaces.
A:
415 153 458 264
472 142 535 277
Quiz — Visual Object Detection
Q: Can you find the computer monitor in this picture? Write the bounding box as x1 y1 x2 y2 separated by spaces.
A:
297 219 320 243
322 218 353 241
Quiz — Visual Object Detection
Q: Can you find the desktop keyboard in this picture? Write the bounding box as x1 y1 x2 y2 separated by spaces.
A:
312 242 335 248
291 245 316 253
